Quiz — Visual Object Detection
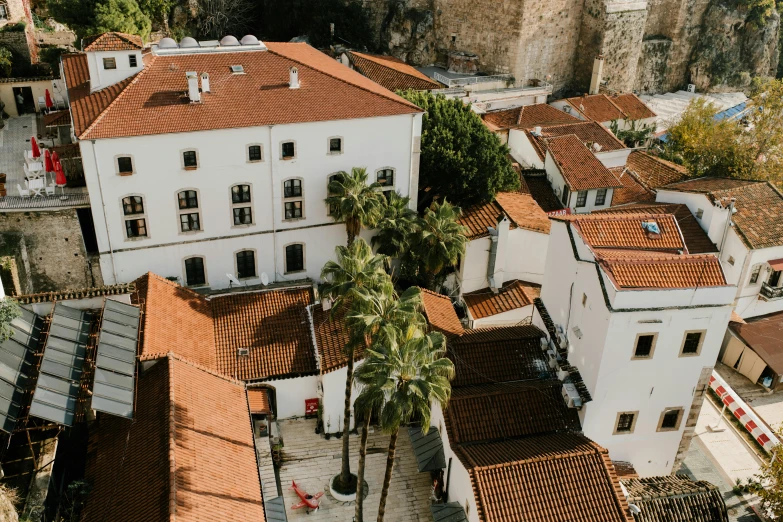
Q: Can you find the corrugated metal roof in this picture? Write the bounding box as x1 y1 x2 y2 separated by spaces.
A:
0 308 43 432
265 496 288 522
93 299 140 419
409 426 446 472
431 502 469 522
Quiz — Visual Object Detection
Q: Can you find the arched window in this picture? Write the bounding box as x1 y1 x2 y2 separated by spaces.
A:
327 173 341 216
183 256 207 286
285 243 305 273
283 178 304 220
231 184 253 226
376 167 395 189
235 250 256 279
121 195 147 239
177 189 201 233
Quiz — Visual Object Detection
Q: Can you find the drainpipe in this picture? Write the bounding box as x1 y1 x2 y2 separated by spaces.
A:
718 198 736 264
407 114 417 210
487 228 498 292
268 125 279 281
91 140 118 283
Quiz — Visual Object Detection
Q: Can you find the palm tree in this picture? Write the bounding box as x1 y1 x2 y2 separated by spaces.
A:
326 167 386 246
371 191 419 259
320 238 391 493
353 321 454 522
353 385 384 522
414 199 468 289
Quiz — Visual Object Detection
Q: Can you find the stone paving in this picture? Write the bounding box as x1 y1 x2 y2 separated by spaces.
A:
276 418 434 521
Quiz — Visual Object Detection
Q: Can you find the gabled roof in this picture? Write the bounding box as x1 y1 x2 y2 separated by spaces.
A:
661 177 783 250
82 32 143 52
626 151 688 188
622 476 728 522
546 134 624 191
609 93 656 120
525 120 627 161
309 303 361 374
566 93 626 122
482 103 579 131
458 191 550 240
347 51 442 91
64 42 421 140
519 172 565 212
612 167 656 206
81 354 265 522
420 289 465 337
556 212 685 251
463 279 540 320
730 310 783 375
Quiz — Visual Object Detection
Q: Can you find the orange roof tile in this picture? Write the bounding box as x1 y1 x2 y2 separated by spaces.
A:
609 93 656 120
82 32 143 52
525 120 627 161
611 168 656 206
212 287 317 380
420 288 464 337
559 212 685 252
620 152 688 201
482 103 579 131
81 354 264 522
495 192 551 234
520 173 565 213
347 51 442 91
43 110 71 127
463 280 540 320
68 42 421 140
596 251 727 289
567 93 626 122
459 200 512 240
310 303 361 374
247 388 271 413
545 134 624 191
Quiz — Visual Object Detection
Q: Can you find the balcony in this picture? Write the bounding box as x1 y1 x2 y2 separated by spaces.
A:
760 282 783 300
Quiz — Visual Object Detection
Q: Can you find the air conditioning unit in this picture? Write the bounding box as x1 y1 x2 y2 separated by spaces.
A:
687 84 696 93
237 347 250 356
562 382 582 409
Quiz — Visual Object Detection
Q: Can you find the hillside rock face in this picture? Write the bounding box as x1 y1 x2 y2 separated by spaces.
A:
689 2 779 90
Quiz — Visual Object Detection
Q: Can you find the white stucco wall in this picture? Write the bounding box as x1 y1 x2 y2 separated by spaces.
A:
596 148 631 168
86 50 143 92
470 304 533 328
508 129 545 168
81 112 422 288
734 242 783 319
255 374 318 420
656 190 726 245
320 363 362 433
548 100 584 120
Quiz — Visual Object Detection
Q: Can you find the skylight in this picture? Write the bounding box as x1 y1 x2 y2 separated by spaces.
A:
230 65 245 74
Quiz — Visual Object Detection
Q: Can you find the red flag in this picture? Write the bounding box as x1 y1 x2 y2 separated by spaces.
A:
44 149 54 172
30 137 40 158
45 89 53 109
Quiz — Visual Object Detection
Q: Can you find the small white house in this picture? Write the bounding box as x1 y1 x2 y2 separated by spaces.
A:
462 279 539 328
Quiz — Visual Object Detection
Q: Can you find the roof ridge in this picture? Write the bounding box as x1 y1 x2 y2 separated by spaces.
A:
167 355 177 522
603 93 630 120
162 352 245 385
472 442 604 471
266 45 421 113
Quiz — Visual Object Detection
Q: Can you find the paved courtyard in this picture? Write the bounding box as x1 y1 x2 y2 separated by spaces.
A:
276 418 434 521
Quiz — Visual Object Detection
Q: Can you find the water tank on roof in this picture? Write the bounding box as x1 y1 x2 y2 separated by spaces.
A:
240 35 259 45
220 35 240 46
180 37 199 48
158 37 178 49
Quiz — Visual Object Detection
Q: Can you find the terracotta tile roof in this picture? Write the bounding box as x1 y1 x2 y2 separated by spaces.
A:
598 204 718 254
347 51 442 91
81 354 264 522
68 42 420 140
448 325 548 387
43 110 71 127
597 251 727 289
443 381 582 445
495 191 550 233
459 200 513 240
611 168 656 206
461 433 633 522
613 461 639 478
420 289 464 337
663 178 783 249
609 93 656 120
482 103 579 131
520 173 565 212
133 272 217 370
621 476 728 522
567 93 626 122
310 304 361 374
730 310 783 374
558 212 685 251
247 388 271 413
525 120 627 161
546 134 624 191
82 32 143 52
463 280 540 320
212 287 318 380
626 151 688 189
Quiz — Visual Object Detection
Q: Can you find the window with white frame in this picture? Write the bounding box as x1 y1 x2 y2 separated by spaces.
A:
231 184 253 226
177 190 201 232
328 137 343 154
576 191 588 208
595 188 607 206
247 144 263 162
122 195 147 239
285 243 305 273
235 250 256 279
184 256 206 286
376 168 395 190
283 178 303 220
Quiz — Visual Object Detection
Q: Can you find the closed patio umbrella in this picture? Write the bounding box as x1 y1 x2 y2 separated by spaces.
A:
30 137 40 158
44 89 53 110
55 162 66 187
44 149 54 173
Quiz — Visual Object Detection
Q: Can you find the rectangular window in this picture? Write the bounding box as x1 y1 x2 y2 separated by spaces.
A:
696 208 704 219
248 145 262 162
659 408 682 431
615 412 636 434
185 257 206 286
178 190 198 209
750 265 762 284
129 54 137 67
284 179 302 198
286 244 304 273
122 196 144 215
561 186 570 206
232 185 251 203
233 207 252 225
180 213 200 232
377 169 394 187
0 4 7 19
103 57 116 70
576 191 588 208
236 251 256 279
634 334 656 358
117 156 133 175
329 138 342 153
125 218 146 238
681 331 703 356
770 270 782 287
728 256 735 266
183 151 198 168
285 201 302 219
595 188 607 206
282 141 295 159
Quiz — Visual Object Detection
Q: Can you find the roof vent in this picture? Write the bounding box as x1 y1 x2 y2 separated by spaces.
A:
237 347 249 356
200 72 210 93
158 37 178 49
240 34 260 45
290 66 300 89
532 126 542 136
230 65 245 74
180 37 199 48
592 142 602 152
186 71 200 103
220 35 240 46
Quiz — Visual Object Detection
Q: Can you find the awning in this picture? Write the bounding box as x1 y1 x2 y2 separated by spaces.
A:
409 426 446 472
768 258 783 271
247 389 270 414
43 110 71 128
264 496 288 522
431 502 468 522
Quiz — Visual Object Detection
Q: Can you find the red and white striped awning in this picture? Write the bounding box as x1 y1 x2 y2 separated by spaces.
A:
710 372 780 452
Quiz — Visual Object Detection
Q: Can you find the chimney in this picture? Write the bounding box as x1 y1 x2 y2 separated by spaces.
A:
589 55 604 95
289 66 300 89
487 215 510 291
200 72 210 93
533 126 542 136
187 71 200 103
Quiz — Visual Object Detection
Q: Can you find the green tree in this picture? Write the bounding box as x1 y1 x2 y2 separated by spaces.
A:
0 299 21 342
399 90 519 208
411 200 468 289
325 167 385 246
49 0 150 44
0 47 11 78
609 119 654 148
371 191 418 259
320 238 391 494
353 320 454 522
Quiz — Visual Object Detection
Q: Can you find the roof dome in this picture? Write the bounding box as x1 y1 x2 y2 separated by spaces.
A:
220 35 240 46
180 37 199 48
158 37 178 49
240 35 259 45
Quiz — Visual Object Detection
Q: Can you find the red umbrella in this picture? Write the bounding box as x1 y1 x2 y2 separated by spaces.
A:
44 89 53 109
44 149 54 172
30 137 40 158
55 161 67 187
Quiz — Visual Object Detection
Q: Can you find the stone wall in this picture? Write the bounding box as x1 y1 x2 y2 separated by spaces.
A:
672 366 713 473
0 209 102 294
0 30 30 64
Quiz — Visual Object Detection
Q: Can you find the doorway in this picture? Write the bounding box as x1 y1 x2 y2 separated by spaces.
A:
12 86 34 115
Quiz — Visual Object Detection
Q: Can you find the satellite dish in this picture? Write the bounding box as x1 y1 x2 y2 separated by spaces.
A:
260 272 269 285
226 273 244 288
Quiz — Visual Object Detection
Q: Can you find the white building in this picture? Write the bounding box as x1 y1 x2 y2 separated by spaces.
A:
61 32 423 290
535 211 735 476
